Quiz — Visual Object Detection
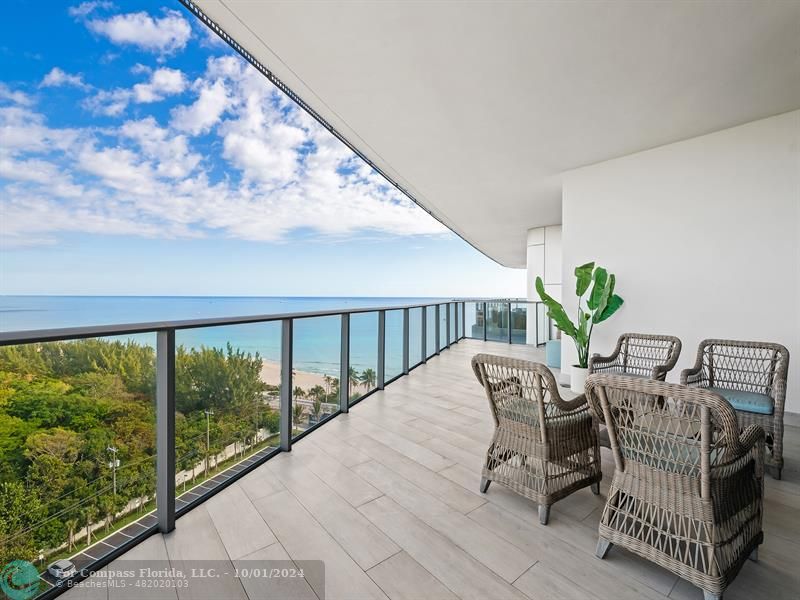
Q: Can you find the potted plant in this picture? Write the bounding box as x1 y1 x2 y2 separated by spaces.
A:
535 262 623 392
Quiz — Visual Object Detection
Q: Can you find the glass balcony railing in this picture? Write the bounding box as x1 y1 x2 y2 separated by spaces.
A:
0 298 548 596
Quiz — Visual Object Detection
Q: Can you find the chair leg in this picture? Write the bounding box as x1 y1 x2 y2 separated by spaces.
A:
773 466 782 481
595 537 612 559
479 477 491 493
538 504 550 525
749 547 758 562
702 592 721 600
590 481 600 495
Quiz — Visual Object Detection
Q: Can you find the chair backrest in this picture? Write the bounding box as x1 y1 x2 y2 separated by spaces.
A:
693 339 789 394
471 353 563 442
614 333 682 376
585 374 741 497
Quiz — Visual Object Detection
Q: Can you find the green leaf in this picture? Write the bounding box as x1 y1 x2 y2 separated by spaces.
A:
592 274 613 322
574 262 594 297
587 267 608 310
536 277 578 339
595 294 624 323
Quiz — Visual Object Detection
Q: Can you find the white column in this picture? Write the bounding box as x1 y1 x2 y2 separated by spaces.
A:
526 225 562 344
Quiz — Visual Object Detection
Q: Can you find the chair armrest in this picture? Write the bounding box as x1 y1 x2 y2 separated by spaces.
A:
680 365 703 385
738 424 766 453
589 354 621 373
550 392 589 413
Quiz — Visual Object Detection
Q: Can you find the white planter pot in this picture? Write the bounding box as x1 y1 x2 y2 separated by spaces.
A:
570 366 589 394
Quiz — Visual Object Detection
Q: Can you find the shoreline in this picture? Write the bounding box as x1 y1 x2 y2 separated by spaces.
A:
260 359 331 390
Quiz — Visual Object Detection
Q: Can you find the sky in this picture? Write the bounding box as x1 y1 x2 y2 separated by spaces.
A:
0 0 526 297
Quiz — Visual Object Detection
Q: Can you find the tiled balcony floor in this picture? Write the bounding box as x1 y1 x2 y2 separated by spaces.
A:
63 339 799 600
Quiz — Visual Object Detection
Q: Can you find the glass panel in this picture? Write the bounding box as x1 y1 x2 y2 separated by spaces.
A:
385 310 403 381
426 306 437 357
510 303 528 344
465 302 480 339
449 303 457 341
439 304 448 348
486 302 510 342
0 335 156 586
408 307 423 367
292 316 340 439
349 312 378 404
174 323 281 505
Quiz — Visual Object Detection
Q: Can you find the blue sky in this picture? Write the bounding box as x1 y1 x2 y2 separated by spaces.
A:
0 0 525 297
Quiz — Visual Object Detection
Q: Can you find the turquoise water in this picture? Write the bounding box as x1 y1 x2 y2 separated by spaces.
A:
0 296 444 376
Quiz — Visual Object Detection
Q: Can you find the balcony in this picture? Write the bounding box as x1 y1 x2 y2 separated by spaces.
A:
45 334 796 600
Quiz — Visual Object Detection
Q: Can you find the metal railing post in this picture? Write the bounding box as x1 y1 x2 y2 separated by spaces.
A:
340 314 350 412
280 319 293 451
402 308 409 375
461 302 466 339
445 303 451 348
483 302 488 342
156 329 176 533
453 302 458 344
507 302 512 344
421 306 427 363
377 310 385 389
535 302 540 346
435 304 441 355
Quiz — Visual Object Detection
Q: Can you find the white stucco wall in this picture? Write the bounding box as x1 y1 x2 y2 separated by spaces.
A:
560 110 800 413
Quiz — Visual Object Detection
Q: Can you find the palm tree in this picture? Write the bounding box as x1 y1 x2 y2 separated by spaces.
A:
292 403 306 429
311 397 322 422
294 386 306 400
360 368 377 390
99 496 115 533
348 366 360 397
65 517 78 551
83 505 98 545
322 374 332 397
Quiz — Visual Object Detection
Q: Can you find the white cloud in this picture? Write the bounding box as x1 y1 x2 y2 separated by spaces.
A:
0 83 33 106
68 1 113 18
83 87 131 116
87 10 191 55
170 79 229 135
40 67 90 90
83 67 187 115
120 117 200 179
0 105 81 152
133 67 186 102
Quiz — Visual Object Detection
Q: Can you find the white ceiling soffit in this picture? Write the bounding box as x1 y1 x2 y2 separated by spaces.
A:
190 0 800 268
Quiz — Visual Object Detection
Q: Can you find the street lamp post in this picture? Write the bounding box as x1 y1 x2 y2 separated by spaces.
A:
107 446 119 497
204 409 214 474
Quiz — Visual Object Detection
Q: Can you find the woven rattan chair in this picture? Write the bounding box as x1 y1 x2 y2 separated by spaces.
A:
590 333 682 449
589 333 682 380
681 339 788 479
585 374 765 600
472 354 601 525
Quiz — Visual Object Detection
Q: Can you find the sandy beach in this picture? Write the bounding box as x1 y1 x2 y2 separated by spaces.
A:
261 360 331 390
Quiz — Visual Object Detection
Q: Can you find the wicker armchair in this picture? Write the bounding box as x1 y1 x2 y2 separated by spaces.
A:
590 333 682 448
585 374 765 600
589 333 682 380
681 339 788 480
472 354 601 525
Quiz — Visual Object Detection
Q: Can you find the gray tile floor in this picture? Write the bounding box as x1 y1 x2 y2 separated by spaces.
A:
62 339 800 600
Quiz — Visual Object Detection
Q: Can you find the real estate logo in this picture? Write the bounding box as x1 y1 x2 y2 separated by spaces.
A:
0 560 40 600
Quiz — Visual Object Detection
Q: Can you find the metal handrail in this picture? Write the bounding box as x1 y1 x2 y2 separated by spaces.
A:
0 298 540 345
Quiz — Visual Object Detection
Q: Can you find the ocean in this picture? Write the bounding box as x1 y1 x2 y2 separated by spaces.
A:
0 296 454 376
